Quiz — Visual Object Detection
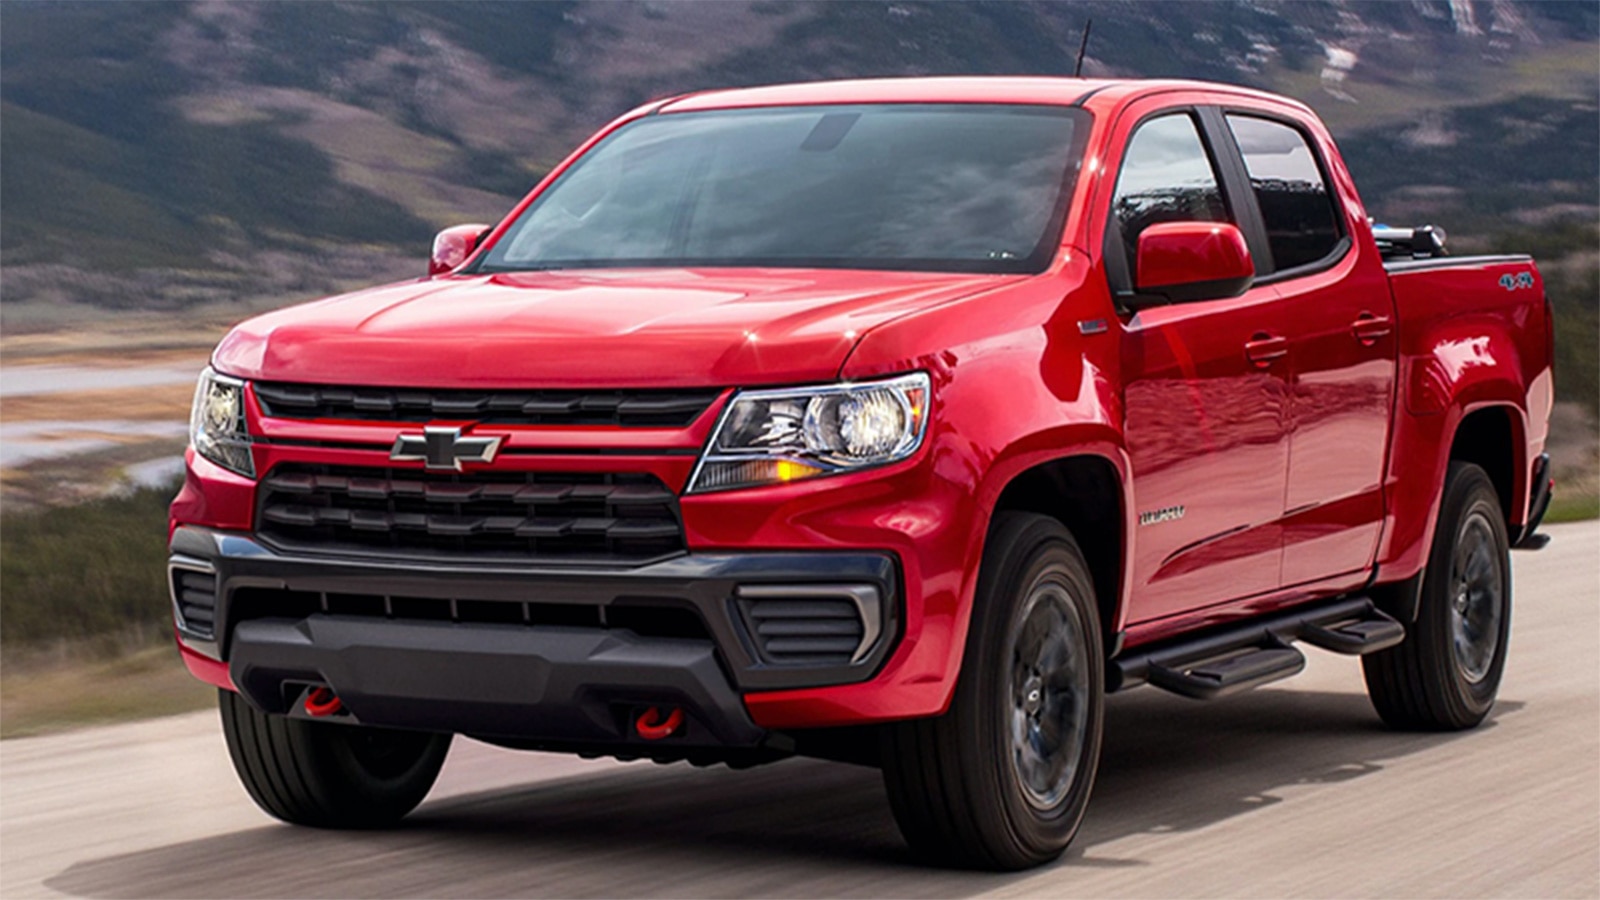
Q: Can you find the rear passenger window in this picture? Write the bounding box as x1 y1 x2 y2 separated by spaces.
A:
1111 114 1232 273
1226 115 1341 272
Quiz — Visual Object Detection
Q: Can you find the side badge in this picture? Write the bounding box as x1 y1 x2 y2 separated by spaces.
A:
1139 505 1186 527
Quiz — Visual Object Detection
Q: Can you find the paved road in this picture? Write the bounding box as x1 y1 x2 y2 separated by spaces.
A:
4 521 1596 898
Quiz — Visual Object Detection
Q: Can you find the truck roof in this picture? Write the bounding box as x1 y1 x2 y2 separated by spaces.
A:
657 75 1300 115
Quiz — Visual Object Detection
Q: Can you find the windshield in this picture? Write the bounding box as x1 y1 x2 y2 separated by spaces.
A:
475 104 1090 275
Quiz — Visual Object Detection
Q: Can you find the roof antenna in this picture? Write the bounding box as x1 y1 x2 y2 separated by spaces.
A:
1073 19 1093 77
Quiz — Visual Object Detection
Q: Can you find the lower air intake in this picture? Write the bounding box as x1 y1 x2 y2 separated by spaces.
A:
735 585 882 667
172 568 218 638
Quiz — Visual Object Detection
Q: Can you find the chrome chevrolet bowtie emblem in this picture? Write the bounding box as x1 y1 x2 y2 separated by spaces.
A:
390 426 502 471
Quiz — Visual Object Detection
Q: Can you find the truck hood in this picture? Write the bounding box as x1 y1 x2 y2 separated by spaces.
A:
214 268 1014 389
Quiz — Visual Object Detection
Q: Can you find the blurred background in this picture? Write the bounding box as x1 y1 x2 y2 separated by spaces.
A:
1 0 1595 737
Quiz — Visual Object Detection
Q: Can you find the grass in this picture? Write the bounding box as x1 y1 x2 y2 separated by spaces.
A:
1546 489 1600 524
0 483 176 646
0 643 213 739
0 480 213 738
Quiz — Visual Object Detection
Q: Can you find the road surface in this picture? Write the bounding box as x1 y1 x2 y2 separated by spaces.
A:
4 521 1596 898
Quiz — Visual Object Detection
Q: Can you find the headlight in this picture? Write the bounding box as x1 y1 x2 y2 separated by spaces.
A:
190 367 254 477
687 373 930 494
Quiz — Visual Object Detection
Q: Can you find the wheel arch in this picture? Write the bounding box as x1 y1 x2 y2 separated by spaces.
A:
987 451 1131 652
1448 403 1527 536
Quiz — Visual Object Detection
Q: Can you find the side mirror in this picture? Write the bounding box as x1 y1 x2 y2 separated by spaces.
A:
429 224 492 276
1130 221 1254 308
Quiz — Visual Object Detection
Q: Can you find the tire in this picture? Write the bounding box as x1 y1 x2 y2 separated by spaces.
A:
219 689 452 828
1363 462 1512 730
881 512 1105 870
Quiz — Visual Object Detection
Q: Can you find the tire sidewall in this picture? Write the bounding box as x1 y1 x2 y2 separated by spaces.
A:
309 722 453 823
326 723 449 791
1422 464 1512 720
965 515 1105 860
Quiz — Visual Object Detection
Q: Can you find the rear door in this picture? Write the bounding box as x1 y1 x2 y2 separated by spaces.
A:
1217 112 1397 586
1107 106 1292 625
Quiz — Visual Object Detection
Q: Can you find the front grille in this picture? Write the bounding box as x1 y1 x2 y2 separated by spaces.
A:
735 585 881 666
257 464 685 564
254 382 721 428
173 569 218 638
229 587 710 640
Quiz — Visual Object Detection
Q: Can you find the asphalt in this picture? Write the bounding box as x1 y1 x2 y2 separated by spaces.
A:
3 520 1596 898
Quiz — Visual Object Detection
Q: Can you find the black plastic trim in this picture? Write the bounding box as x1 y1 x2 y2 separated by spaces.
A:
1110 595 1405 694
1515 452 1552 550
1198 106 1274 272
1383 254 1533 275
170 527 899 692
230 616 769 747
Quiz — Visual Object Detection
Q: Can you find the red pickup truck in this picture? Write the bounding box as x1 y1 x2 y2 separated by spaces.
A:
170 77 1553 868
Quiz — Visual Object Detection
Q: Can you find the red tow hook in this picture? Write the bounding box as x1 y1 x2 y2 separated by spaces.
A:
634 706 684 740
304 686 344 717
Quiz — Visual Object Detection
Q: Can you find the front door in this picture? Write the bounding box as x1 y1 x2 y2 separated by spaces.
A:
1108 111 1292 625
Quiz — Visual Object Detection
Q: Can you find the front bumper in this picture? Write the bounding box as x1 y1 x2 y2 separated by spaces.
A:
170 526 898 745
231 616 767 748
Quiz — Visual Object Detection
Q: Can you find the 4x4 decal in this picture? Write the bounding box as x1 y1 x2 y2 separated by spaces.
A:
1499 271 1535 291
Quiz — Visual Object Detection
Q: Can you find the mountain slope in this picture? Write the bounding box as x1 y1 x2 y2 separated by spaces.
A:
2 0 1595 316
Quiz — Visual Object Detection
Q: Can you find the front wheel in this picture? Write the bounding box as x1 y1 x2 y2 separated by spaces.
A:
1363 462 1512 730
881 512 1104 870
219 689 452 828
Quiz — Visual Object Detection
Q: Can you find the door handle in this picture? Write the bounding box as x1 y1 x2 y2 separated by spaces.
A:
1351 313 1392 346
1244 333 1288 368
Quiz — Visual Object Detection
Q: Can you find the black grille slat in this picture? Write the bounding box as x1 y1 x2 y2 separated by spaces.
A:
263 505 320 526
747 600 860 620
174 570 218 638
616 395 718 415
516 518 578 537
258 464 685 565
765 637 862 654
521 397 581 415
254 382 720 428
756 619 862 637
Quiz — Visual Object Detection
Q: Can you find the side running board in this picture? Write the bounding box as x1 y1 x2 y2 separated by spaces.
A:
1110 597 1405 700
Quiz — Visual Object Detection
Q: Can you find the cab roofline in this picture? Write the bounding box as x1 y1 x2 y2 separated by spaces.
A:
651 75 1294 115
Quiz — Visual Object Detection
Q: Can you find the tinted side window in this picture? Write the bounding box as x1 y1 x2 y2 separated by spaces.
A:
1111 114 1231 272
1226 115 1341 271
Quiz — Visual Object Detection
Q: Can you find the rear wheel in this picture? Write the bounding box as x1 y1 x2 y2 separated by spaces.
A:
219 689 451 828
1363 462 1512 730
881 512 1104 870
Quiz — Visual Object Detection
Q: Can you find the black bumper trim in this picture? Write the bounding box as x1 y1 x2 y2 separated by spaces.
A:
1514 452 1552 550
169 527 899 692
230 616 767 747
